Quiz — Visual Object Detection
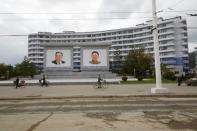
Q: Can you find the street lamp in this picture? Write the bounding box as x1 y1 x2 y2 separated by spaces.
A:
151 0 169 94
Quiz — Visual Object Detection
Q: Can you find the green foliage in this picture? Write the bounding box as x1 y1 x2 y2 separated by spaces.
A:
120 79 176 84
189 52 196 69
0 64 7 79
122 74 128 81
161 64 176 80
162 71 176 80
122 48 153 81
0 58 38 80
0 64 15 80
14 59 37 78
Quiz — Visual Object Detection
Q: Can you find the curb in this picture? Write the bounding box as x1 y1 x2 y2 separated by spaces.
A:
1 94 197 100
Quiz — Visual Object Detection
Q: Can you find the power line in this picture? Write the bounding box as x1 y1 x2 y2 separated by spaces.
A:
2 15 196 21
164 10 197 13
0 27 197 37
4 15 192 21
158 0 189 15
1 17 154 21
0 10 196 15
168 0 186 9
0 11 152 14
0 35 28 36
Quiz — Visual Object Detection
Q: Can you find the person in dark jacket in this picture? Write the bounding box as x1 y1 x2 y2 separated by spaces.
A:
177 76 183 86
97 74 102 88
41 75 48 87
15 77 19 89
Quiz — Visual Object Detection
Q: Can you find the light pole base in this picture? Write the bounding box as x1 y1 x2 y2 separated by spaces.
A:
151 87 169 94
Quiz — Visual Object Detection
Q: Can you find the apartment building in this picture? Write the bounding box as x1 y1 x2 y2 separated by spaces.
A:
28 16 189 74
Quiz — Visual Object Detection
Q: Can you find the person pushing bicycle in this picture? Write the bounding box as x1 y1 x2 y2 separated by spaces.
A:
97 74 102 88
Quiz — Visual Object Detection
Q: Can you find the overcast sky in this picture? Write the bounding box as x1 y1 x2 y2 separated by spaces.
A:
0 0 197 65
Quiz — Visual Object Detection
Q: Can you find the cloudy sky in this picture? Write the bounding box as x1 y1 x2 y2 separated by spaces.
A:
0 0 197 65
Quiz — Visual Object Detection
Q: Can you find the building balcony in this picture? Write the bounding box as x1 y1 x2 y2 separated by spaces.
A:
183 60 189 64
28 37 50 41
73 46 80 49
158 30 174 36
159 36 175 41
161 60 176 65
111 40 154 48
28 52 44 55
73 65 81 67
181 36 188 40
31 61 44 63
159 43 175 47
73 60 80 62
166 65 176 69
159 49 175 53
28 55 44 59
73 51 80 53
158 24 174 30
160 54 176 58
28 47 44 50
73 55 80 58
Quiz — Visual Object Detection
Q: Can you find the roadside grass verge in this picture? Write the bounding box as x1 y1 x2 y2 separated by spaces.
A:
120 79 176 84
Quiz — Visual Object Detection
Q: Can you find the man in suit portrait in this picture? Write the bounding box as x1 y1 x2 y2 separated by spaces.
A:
89 51 101 64
52 51 65 65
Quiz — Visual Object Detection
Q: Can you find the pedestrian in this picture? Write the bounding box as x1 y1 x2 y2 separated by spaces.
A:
41 75 48 87
39 79 42 85
177 76 182 86
15 76 19 89
97 74 102 88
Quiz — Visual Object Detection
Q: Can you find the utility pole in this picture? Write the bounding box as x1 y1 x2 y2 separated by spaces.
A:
151 0 169 94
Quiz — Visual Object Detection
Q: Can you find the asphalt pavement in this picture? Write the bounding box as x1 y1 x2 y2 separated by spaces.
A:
0 83 197 99
0 83 197 131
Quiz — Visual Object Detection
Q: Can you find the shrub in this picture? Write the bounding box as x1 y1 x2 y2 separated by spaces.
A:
162 71 176 80
122 74 128 81
137 77 143 81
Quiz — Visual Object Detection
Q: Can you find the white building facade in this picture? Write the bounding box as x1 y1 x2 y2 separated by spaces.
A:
28 16 189 74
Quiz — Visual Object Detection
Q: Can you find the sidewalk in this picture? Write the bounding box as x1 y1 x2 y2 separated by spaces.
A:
0 78 121 86
0 84 197 99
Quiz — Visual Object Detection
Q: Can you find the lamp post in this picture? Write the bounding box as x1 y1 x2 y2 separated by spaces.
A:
151 0 169 94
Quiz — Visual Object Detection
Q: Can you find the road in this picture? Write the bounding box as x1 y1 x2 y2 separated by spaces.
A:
0 97 197 131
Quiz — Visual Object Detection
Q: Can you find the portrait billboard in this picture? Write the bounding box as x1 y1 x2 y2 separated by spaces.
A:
46 49 71 67
83 49 107 66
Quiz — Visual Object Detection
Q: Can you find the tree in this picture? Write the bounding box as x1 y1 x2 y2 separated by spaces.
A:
122 48 153 81
189 51 196 69
0 64 15 80
14 58 37 78
0 63 8 80
161 64 176 80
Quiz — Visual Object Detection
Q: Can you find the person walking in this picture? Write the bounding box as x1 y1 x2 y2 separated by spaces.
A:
15 77 19 89
97 74 102 88
41 75 48 87
177 76 182 86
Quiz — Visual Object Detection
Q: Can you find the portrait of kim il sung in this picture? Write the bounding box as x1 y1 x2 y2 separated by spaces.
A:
52 51 65 65
89 51 101 64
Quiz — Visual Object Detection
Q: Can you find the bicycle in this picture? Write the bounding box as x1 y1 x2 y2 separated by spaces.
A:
39 79 49 87
93 79 108 89
13 80 26 88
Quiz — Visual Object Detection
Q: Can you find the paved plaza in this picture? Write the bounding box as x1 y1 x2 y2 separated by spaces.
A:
0 83 197 99
0 83 197 131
